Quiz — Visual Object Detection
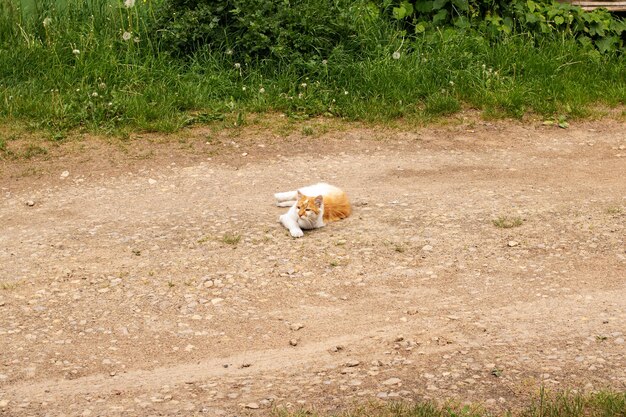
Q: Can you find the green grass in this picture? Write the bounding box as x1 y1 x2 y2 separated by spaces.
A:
0 0 624 135
275 390 626 417
492 216 524 229
221 233 241 246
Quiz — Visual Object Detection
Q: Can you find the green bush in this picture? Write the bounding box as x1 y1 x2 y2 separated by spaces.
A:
380 0 625 53
154 0 385 64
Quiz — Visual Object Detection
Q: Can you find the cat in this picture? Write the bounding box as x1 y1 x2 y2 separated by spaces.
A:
275 183 352 238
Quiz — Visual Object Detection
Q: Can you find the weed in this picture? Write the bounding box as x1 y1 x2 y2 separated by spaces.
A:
302 126 315 136
0 281 19 290
493 216 523 229
22 144 48 159
329 260 340 267
197 236 210 244
606 206 622 215
275 390 626 417
222 233 241 245
394 244 406 253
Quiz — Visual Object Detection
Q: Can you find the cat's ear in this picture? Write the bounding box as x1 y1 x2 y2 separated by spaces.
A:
297 191 303 199
314 195 323 207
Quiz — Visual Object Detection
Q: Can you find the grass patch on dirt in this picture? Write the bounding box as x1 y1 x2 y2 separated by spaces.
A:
221 233 241 246
276 390 626 417
492 216 523 229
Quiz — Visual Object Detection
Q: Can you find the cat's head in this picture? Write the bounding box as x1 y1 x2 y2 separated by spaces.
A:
296 191 323 221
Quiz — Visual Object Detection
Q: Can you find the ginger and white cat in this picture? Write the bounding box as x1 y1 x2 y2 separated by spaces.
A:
275 183 351 238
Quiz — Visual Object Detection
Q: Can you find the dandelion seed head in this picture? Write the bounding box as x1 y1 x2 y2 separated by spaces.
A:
72 49 80 55
98 82 107 90
322 60 328 65
234 63 241 69
344 90 349 95
43 17 52 27
226 49 233 55
124 0 135 8
300 83 307 88
392 51 401 60
259 87 265 94
134 37 140 43
298 93 303 99
91 92 99 98
122 31 132 41
449 80 455 86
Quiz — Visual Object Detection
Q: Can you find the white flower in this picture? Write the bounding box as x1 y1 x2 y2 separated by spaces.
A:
234 63 241 69
392 51 401 60
226 49 233 55
322 60 328 65
124 0 135 8
344 90 349 95
122 31 132 41
134 37 140 43
449 80 455 86
91 92 99 98
259 87 265 94
242 86 246 91
300 83 307 88
43 17 52 28
72 49 80 55
98 82 106 90
298 93 303 99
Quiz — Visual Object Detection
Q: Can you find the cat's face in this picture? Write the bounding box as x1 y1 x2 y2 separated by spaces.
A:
296 192 323 221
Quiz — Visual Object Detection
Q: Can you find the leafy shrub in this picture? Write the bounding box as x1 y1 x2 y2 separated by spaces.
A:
154 0 384 64
380 0 625 53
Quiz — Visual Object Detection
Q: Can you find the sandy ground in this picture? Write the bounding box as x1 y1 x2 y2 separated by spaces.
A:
0 117 625 416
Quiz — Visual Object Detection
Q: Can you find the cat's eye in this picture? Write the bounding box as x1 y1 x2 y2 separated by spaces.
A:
296 206 301 209
305 209 311 212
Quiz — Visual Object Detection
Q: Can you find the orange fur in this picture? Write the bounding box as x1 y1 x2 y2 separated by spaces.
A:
322 192 352 223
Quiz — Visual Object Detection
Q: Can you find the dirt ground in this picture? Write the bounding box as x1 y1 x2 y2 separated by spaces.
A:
0 115 625 417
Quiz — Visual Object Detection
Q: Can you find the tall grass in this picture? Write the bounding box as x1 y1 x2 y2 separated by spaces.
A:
0 0 625 135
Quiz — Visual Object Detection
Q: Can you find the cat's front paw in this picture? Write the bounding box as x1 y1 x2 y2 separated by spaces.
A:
290 228 304 238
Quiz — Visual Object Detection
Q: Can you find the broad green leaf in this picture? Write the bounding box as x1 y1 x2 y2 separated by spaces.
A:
525 12 538 24
415 21 427 33
392 5 407 20
415 1 434 13
402 1 414 16
595 36 617 53
451 0 469 12
554 15 564 25
432 0 449 11
527 0 536 13
432 8 448 24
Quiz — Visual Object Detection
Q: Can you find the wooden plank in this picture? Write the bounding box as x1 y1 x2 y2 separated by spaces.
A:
559 0 626 10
